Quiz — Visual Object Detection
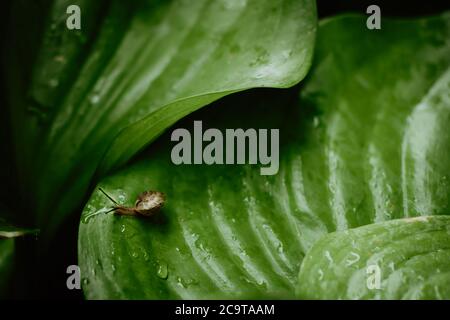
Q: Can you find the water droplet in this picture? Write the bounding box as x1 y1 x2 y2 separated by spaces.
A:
313 116 320 128
324 250 334 264
176 276 184 287
48 78 59 88
131 251 139 259
82 278 90 286
318 269 324 281
277 244 284 254
90 94 100 104
176 276 198 288
441 176 449 188
143 252 150 261
198 242 210 255
257 280 267 290
156 262 168 280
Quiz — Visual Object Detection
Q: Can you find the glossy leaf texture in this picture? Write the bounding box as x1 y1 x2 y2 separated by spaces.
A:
3 0 317 234
297 216 450 299
79 13 450 299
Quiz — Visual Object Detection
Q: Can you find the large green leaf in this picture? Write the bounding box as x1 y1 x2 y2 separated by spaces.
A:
79 14 450 299
296 216 450 299
4 0 316 235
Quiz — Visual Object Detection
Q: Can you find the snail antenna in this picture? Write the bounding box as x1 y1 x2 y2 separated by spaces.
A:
98 188 119 205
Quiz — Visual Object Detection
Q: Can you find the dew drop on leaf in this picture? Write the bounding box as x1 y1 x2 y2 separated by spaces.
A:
48 78 59 88
176 276 198 288
156 261 168 280
257 280 268 290
277 244 284 254
143 251 150 261
90 94 100 105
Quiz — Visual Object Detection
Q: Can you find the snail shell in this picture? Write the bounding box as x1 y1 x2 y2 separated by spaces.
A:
133 191 165 216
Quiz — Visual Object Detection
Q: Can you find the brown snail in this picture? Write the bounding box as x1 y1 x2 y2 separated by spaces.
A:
99 187 165 217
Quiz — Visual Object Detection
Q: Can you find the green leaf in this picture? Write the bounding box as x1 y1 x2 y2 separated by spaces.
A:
0 222 39 238
0 213 38 297
4 0 317 235
0 207 20 298
0 206 39 297
79 14 450 299
0 239 15 298
0 218 39 238
0 204 39 238
79 92 305 300
296 216 450 299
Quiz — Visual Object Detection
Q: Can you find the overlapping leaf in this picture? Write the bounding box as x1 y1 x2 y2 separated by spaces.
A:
297 216 450 299
4 0 317 234
79 14 450 299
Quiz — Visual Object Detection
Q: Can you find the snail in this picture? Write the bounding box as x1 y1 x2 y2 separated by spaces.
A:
99 188 165 217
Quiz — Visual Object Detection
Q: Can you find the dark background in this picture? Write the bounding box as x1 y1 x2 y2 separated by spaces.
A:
0 0 449 300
